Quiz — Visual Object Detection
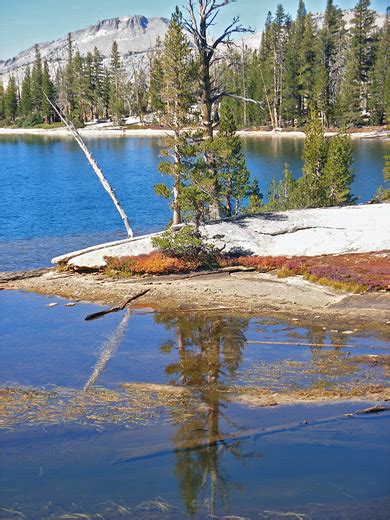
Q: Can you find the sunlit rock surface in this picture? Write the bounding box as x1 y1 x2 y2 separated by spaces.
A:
52 204 390 269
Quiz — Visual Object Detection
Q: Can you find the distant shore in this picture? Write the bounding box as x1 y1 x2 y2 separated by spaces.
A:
0 126 388 139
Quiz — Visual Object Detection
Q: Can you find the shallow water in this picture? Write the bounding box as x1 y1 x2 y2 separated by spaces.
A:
0 135 387 271
1 291 389 519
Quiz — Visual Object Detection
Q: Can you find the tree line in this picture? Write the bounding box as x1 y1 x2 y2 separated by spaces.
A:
151 1 358 230
222 0 389 129
0 0 385 229
0 0 388 130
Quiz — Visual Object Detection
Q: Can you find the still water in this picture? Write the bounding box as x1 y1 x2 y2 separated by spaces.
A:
1 291 389 519
0 135 387 271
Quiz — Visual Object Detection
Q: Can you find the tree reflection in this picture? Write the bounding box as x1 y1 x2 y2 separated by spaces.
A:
155 312 250 517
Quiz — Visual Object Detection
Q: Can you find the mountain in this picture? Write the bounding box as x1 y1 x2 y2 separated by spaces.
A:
0 9 385 84
0 15 169 85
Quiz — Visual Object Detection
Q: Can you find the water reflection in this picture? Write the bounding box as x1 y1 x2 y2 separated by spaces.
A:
156 313 250 517
0 292 389 518
152 312 388 517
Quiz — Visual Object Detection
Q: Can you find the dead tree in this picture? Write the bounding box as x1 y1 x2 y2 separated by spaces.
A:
43 92 134 238
184 0 251 220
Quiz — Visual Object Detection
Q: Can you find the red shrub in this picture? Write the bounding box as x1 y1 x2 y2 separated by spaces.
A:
104 252 202 276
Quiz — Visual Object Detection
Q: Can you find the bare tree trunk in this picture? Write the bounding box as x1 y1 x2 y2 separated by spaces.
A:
43 92 134 238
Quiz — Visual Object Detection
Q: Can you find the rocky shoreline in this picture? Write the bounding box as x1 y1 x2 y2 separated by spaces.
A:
1 267 389 327
0 126 388 139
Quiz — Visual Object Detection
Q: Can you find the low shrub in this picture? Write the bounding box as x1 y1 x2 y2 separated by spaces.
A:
105 251 205 277
152 226 222 268
234 252 390 292
104 249 389 291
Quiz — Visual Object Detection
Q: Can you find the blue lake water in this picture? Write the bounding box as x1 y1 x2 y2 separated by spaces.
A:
0 135 387 271
1 291 389 519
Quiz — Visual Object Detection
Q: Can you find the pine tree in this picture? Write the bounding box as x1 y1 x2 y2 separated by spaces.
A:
64 33 75 119
4 76 18 122
92 47 104 119
297 14 318 122
369 10 390 124
155 8 195 225
41 60 55 123
84 52 95 120
283 0 306 125
258 11 275 127
247 178 264 213
31 44 43 120
71 50 86 125
148 36 164 117
21 66 32 119
297 115 329 207
323 131 355 205
109 41 126 124
213 104 250 217
267 163 297 210
270 4 291 128
316 0 347 126
0 83 5 121
101 68 111 120
339 0 377 125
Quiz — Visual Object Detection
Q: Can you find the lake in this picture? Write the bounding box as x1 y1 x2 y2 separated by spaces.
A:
1 291 389 519
0 134 387 271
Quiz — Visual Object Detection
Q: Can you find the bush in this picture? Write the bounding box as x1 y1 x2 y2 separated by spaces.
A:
151 226 222 268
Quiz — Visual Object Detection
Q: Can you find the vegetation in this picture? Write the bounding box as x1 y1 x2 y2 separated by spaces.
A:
104 247 390 293
151 226 221 266
0 0 387 130
0 0 384 224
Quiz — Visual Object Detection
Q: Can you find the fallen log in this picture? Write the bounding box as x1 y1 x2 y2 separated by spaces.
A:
114 404 390 464
356 405 390 415
85 289 151 321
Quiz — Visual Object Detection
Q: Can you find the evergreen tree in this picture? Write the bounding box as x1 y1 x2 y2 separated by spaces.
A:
316 0 347 126
267 163 297 211
31 44 43 119
155 8 195 225
64 33 75 119
41 60 55 123
213 104 250 217
71 50 86 125
283 0 307 125
0 83 5 121
148 36 164 117
323 131 355 205
84 52 95 120
20 66 32 118
296 13 318 121
339 0 377 125
297 115 329 207
102 68 111 120
247 177 264 213
4 76 18 122
369 10 390 124
109 41 126 124
92 47 104 119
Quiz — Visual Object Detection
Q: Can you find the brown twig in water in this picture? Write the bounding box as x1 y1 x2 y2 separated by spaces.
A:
85 289 151 321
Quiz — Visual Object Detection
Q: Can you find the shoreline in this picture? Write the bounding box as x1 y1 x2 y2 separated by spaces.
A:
0 126 388 139
1 267 389 326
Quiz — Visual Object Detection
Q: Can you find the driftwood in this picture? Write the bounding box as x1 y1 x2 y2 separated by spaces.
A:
115 405 389 464
85 289 151 321
42 92 134 238
356 405 390 415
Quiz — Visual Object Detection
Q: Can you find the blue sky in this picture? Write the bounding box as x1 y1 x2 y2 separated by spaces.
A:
0 0 387 60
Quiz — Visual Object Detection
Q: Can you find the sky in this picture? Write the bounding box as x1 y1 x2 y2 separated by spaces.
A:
0 0 388 60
